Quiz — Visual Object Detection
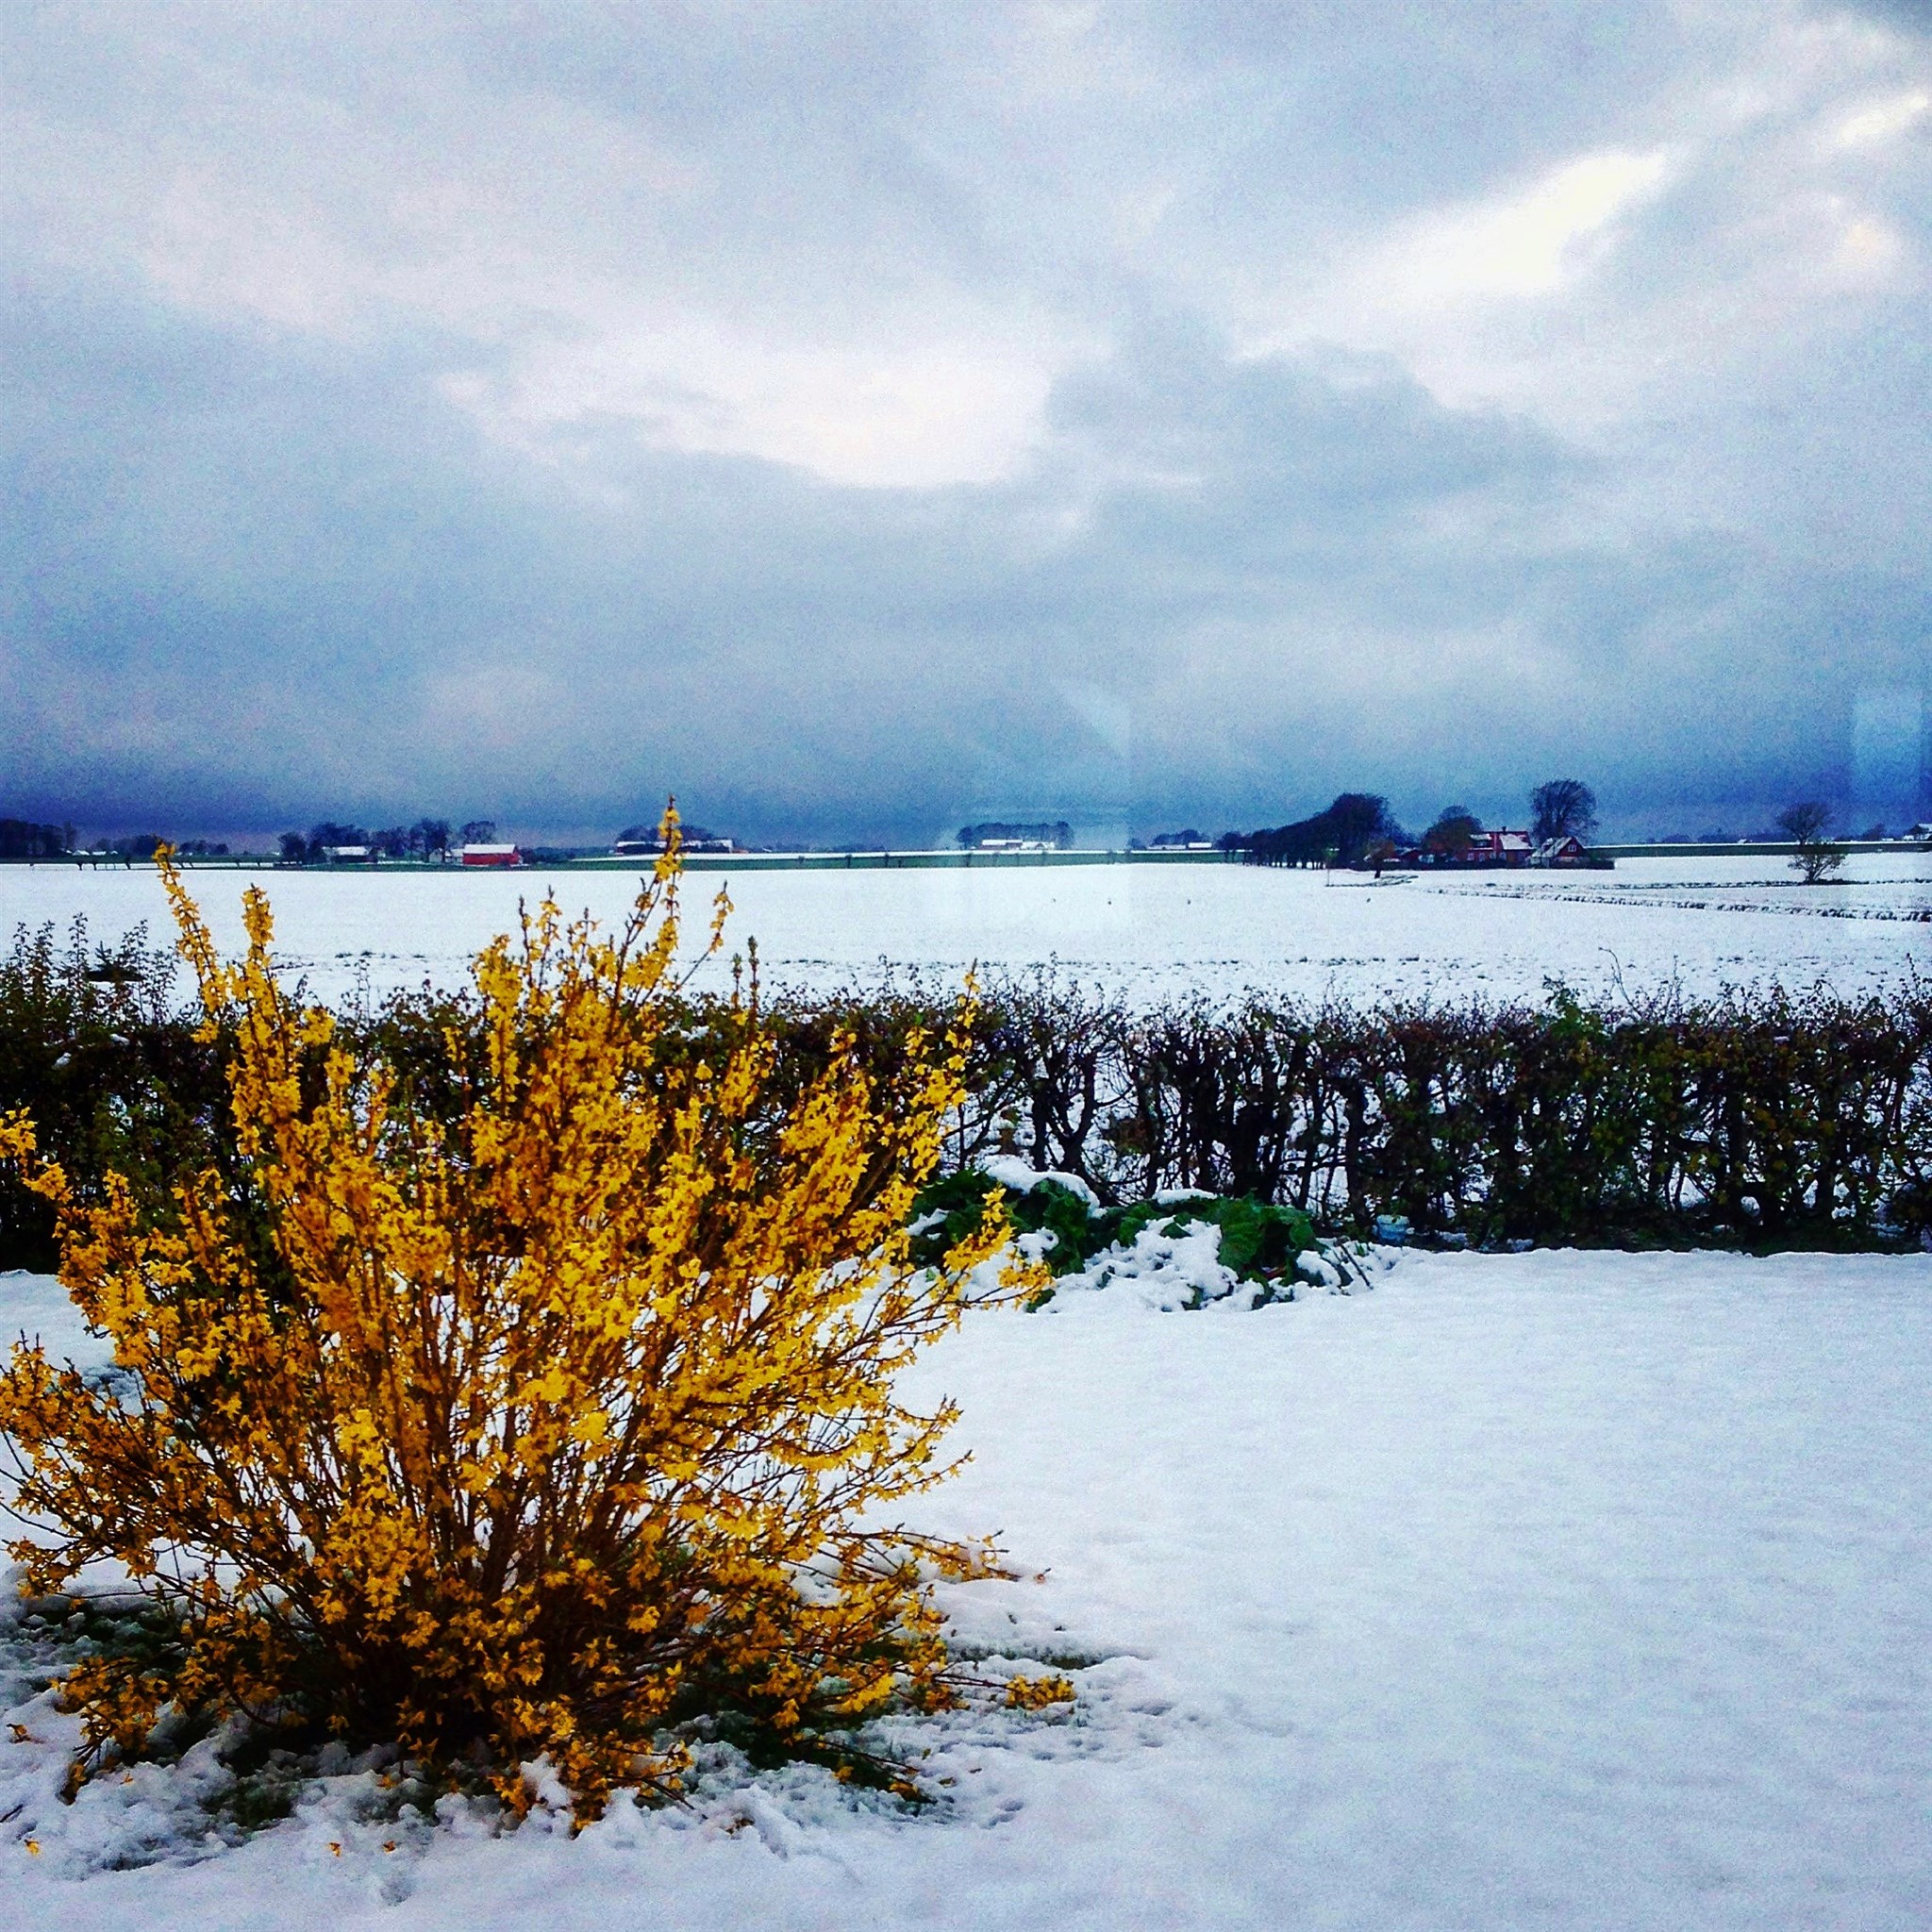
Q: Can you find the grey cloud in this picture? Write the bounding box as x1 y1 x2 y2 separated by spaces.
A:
6 269 1924 841
1838 2 1932 29
2 1 1928 840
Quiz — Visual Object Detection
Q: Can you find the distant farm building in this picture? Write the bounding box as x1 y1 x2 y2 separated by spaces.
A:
1450 828 1532 867
1403 826 1546 870
612 823 737 856
958 820 1073 852
460 843 523 868
323 844 375 864
610 837 736 856
1532 834 1590 867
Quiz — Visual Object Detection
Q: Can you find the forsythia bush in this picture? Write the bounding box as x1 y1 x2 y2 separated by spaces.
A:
0 827 1030 1816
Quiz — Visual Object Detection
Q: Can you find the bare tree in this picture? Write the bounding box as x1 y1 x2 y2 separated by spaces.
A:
1775 801 1847 884
1530 779 1598 846
1424 805 1481 858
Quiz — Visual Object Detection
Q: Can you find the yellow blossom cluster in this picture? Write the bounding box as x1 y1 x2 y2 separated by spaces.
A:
0 816 1037 1817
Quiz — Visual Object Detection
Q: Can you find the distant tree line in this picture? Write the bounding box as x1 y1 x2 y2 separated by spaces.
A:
0 824 233 861
1231 781 1602 867
615 821 729 849
102 834 232 859
958 821 1074 850
0 819 75 858
1238 793 1408 867
275 819 491 863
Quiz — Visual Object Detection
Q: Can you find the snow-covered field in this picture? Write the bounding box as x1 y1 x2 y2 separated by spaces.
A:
2 853 1928 1008
5 1250 1928 1930
4 861 1927 1924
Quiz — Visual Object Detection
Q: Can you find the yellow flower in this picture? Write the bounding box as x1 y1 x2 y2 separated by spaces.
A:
0 813 1043 1820
1005 1674 1077 1710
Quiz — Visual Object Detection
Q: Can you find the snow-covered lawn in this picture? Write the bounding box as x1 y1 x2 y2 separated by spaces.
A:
3 853 1927 1008
5 1249 1927 1929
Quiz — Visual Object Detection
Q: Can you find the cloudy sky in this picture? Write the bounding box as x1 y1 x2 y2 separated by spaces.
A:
4 1 1929 843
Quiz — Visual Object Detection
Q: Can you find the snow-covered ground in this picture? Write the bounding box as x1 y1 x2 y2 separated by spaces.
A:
5 1249 1927 1930
2 853 1928 1008
4 859 1927 1923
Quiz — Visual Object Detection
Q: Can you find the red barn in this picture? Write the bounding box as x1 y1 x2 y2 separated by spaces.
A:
459 843 523 868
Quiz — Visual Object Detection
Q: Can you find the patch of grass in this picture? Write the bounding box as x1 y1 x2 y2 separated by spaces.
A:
910 1171 1321 1285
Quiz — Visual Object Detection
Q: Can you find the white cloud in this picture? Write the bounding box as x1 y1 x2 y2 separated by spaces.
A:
1828 208 1906 277
1380 149 1673 304
1231 8 1930 488
440 322 1064 490
1832 85 1931 146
